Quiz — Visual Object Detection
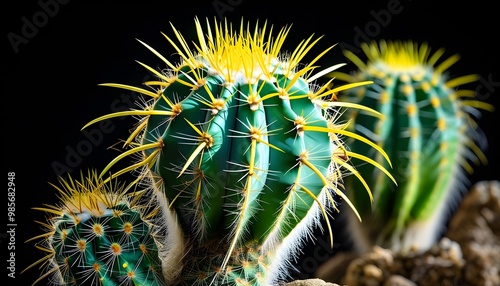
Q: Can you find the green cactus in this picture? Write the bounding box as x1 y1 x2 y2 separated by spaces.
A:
331 40 495 255
23 170 166 286
32 17 396 285
82 17 397 284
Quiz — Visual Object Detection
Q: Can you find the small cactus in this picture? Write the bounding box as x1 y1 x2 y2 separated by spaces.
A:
82 18 394 284
332 40 494 255
23 170 167 286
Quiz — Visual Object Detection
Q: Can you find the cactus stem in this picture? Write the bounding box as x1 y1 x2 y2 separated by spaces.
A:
330 39 495 254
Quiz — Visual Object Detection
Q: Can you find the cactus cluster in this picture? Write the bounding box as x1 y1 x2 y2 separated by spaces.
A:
332 40 494 255
25 18 396 285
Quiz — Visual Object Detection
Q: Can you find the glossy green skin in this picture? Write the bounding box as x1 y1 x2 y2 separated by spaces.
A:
146 63 335 284
50 203 164 286
149 65 330 239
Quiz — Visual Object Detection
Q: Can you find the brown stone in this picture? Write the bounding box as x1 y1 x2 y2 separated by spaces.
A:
312 180 500 286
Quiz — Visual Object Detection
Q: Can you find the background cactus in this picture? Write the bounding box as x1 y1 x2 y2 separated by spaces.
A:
81 17 394 285
331 40 495 255
22 170 166 286
8 3 497 286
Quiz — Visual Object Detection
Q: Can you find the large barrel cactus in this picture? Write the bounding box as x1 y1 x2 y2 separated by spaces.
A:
27 18 395 285
22 170 166 286
332 40 494 255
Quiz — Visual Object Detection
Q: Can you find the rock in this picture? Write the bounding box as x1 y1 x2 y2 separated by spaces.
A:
313 180 500 286
314 251 359 283
401 237 465 285
285 278 340 286
446 180 500 286
343 246 395 286
383 275 416 286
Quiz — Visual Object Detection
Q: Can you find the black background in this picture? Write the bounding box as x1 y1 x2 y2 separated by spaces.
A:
3 1 499 285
